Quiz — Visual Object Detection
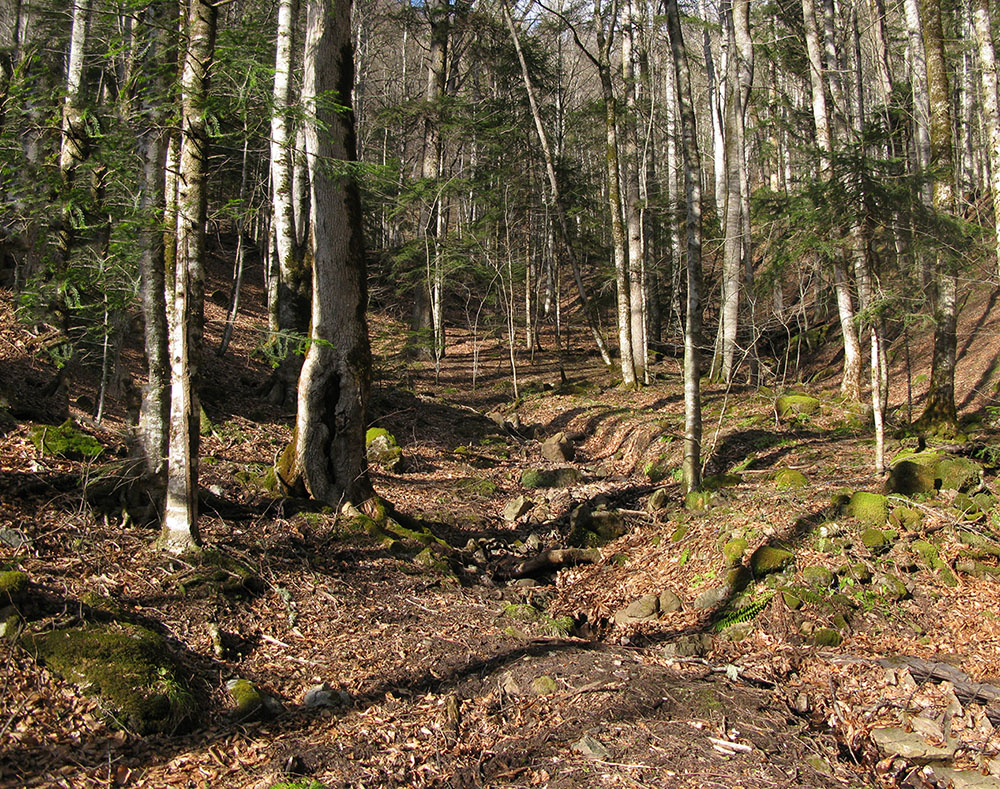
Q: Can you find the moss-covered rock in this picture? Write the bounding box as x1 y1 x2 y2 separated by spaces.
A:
723 538 748 567
802 565 835 588
520 467 581 489
532 675 559 696
366 428 403 472
702 473 743 490
503 603 541 622
226 678 283 720
911 540 958 586
684 490 713 511
887 451 983 495
847 492 888 526
775 394 821 421
889 506 923 531
750 546 794 576
861 528 889 552
28 419 103 460
647 488 671 511
813 627 843 647
775 469 809 489
24 623 195 734
875 573 909 601
840 562 872 583
958 530 1000 557
0 570 28 605
233 464 280 496
413 547 454 576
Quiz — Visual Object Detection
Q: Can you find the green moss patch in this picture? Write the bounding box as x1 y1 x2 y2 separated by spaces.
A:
775 469 809 489
23 623 195 734
749 546 794 576
0 570 28 605
775 394 820 421
28 420 103 460
887 451 983 495
366 427 403 471
847 492 888 526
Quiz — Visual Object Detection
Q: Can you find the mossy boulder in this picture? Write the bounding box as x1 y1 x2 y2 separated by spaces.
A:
23 623 195 734
814 627 843 647
28 419 103 460
875 573 909 601
722 538 748 567
802 565 835 588
413 546 454 576
703 474 743 490
861 528 890 553
684 490 713 511
226 678 283 720
958 531 1000 557
775 469 809 489
847 492 888 526
521 467 582 489
775 394 821 421
366 428 403 472
750 546 794 576
233 464 280 496
887 451 983 495
911 540 958 586
889 506 923 531
647 488 671 511
0 570 28 605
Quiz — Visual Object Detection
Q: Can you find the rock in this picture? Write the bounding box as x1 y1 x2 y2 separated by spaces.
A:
572 733 611 760
847 492 888 526
861 528 890 552
802 565 835 588
684 490 713 511
366 428 403 472
874 572 909 601
661 633 713 658
227 678 283 720
804 754 834 778
775 469 809 489
541 432 575 462
813 627 843 647
722 538 748 567
750 546 794 576
889 506 923 530
0 529 31 550
775 394 821 421
658 589 682 613
782 591 803 610
414 547 453 575
502 496 534 523
568 505 625 548
28 419 103 460
870 727 955 762
840 562 871 583
693 586 729 610
532 675 559 696
887 451 984 495
0 570 28 605
694 567 752 610
959 531 1000 557
25 623 196 734
647 489 670 511
524 533 542 553
303 683 346 708
521 467 581 489
614 594 660 625
929 767 1000 788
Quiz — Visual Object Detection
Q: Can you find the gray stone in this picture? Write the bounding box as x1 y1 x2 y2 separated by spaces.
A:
929 767 1000 788
0 529 31 550
503 496 534 523
802 565 835 588
524 533 542 553
693 585 729 610
661 633 712 658
870 727 955 762
614 593 660 625
303 683 342 708
647 489 670 511
541 432 575 462
658 589 682 613
572 733 611 760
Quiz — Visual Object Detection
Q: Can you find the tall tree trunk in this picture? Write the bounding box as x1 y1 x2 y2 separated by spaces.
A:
136 0 174 486
918 0 958 431
802 0 862 401
665 0 703 494
904 0 934 283
502 1 612 366
293 0 373 506
972 0 1000 276
160 0 217 553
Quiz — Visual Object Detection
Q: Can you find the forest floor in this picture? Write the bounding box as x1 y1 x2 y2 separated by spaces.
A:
2 257 1000 789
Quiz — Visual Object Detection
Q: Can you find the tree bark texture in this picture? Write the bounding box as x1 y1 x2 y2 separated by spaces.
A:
294 0 373 507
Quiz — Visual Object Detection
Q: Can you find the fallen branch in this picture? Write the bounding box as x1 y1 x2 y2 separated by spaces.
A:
501 547 602 579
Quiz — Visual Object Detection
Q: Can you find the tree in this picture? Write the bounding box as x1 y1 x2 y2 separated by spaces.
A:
290 0 373 507
665 0 703 493
917 0 958 431
161 0 218 553
972 0 1000 277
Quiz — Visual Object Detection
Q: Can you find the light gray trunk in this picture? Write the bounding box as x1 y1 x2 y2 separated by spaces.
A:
972 0 1000 276
294 0 373 506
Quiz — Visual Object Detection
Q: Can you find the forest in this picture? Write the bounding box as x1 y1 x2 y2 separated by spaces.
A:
1 0 1000 784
